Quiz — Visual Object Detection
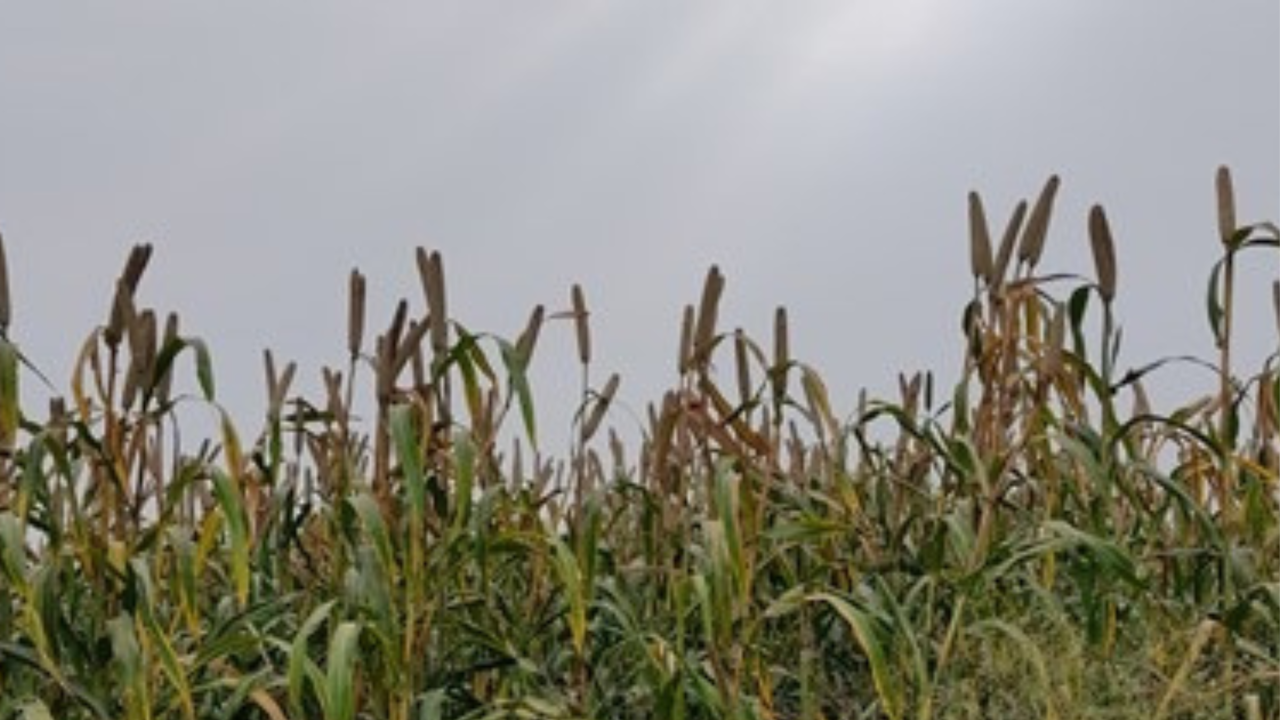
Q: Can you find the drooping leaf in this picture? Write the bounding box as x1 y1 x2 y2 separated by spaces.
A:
498 337 538 449
325 622 363 720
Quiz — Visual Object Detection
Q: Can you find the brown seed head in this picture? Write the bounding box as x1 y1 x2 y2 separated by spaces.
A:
394 319 431 377
264 349 297 418
386 299 408 356
582 372 621 442
693 265 724 364
992 200 1028 288
571 284 591 366
516 304 545 362
375 334 394 404
121 243 153 292
1215 165 1237 245
264 349 278 405
106 244 152 347
417 248 449 353
774 306 790 369
1017 175 1061 270
156 313 180 403
1043 302 1066 376
772 306 790 402
734 329 751 406
123 310 156 409
1272 281 1279 341
322 367 345 418
348 269 366 359
968 191 994 284
136 310 157 381
48 397 68 445
1088 205 1117 303
677 304 694 374
107 277 138 349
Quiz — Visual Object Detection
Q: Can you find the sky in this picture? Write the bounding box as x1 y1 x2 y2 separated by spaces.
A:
1 2 1277 455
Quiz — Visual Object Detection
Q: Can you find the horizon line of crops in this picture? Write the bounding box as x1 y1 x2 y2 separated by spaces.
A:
0 167 1277 719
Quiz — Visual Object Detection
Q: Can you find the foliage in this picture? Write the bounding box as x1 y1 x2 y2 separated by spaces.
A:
0 170 1277 719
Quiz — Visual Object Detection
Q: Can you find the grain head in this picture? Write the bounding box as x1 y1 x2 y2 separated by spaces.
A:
992 200 1028 288
348 269 366 359
968 191 994 285
1216 165 1236 245
571 284 591 366
693 265 725 366
1016 175 1060 270
1088 204 1117 303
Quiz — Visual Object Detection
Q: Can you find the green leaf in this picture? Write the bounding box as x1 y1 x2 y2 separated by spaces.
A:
107 614 148 720
417 689 447 720
325 622 363 720
1206 260 1225 346
800 364 836 438
498 338 538 449
1068 285 1091 356
968 619 1058 717
0 512 27 592
0 338 18 452
761 585 807 620
186 336 216 401
288 600 336 717
131 559 196 720
874 577 932 719
349 493 397 579
19 699 55 720
549 534 587 657
210 468 251 606
810 592 903 720
714 464 745 602
443 331 485 425
1044 520 1143 588
764 517 845 543
452 430 475 534
390 404 426 526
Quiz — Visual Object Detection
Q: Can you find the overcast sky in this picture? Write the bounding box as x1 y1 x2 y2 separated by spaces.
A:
1 2 1276 453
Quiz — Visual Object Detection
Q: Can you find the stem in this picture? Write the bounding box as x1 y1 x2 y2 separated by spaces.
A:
1218 251 1235 440
1101 302 1115 388
1218 249 1237 516
574 361 589 523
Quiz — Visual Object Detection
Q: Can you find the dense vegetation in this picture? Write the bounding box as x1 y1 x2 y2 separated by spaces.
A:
0 169 1277 719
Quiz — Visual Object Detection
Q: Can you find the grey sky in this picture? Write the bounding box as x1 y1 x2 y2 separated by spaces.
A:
1 2 1277 452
